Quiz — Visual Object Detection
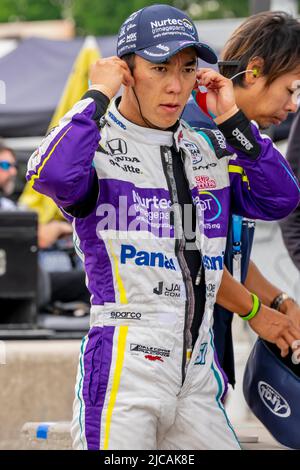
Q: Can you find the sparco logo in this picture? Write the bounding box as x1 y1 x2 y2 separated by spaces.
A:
110 311 141 320
211 130 226 149
106 138 127 155
232 128 253 151
258 381 291 418
130 344 170 357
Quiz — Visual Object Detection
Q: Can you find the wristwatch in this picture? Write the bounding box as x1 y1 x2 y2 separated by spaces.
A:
270 292 295 311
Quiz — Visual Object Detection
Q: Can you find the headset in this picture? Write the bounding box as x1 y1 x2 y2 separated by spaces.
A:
218 60 260 80
252 66 260 78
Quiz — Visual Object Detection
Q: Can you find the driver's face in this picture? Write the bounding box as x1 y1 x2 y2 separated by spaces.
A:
125 48 197 129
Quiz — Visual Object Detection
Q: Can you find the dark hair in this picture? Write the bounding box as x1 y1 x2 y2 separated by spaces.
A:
220 11 300 86
121 53 136 74
0 143 16 159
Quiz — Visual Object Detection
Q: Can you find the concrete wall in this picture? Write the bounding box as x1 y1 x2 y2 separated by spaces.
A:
0 340 80 449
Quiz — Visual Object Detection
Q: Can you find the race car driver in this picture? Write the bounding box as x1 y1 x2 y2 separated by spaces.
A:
27 4 300 450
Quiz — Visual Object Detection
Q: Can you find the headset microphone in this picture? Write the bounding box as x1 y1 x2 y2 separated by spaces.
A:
230 68 259 81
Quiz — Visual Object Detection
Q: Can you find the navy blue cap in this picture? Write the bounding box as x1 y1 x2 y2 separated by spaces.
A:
117 4 217 64
243 338 300 450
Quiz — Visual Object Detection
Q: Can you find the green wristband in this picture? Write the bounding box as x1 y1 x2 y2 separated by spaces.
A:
239 293 261 321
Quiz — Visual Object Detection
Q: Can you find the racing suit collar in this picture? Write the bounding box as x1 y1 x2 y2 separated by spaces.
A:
106 98 184 149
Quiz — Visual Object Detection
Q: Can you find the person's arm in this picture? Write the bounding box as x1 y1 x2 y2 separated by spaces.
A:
244 259 281 306
26 91 109 209
217 267 300 357
218 113 300 221
244 259 300 330
38 221 73 249
194 70 300 221
26 57 134 212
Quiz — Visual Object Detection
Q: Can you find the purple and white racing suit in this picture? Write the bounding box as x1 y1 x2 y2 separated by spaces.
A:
27 90 299 450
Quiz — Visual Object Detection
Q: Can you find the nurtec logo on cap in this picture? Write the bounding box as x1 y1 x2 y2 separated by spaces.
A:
150 17 194 33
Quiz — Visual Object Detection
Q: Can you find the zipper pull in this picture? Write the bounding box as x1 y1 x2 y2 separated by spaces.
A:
164 149 172 165
195 265 202 286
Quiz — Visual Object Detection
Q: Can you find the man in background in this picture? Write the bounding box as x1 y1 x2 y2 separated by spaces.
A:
0 144 18 210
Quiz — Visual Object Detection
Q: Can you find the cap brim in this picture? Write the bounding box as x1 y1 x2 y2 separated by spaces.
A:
136 40 217 64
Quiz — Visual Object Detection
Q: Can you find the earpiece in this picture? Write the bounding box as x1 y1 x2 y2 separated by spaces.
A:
229 67 260 81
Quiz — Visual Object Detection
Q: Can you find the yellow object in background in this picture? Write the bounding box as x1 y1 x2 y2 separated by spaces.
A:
20 36 101 224
19 181 64 224
48 36 101 130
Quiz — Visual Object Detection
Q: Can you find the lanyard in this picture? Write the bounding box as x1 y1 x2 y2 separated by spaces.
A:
232 214 243 282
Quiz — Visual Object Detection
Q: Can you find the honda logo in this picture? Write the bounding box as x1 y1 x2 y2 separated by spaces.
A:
106 138 127 155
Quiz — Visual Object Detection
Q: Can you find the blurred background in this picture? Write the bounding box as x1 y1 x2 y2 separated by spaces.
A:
0 0 298 196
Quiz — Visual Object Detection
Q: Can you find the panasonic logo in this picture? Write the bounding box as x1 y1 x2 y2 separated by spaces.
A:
120 244 176 270
232 128 253 151
258 381 291 418
202 253 224 270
